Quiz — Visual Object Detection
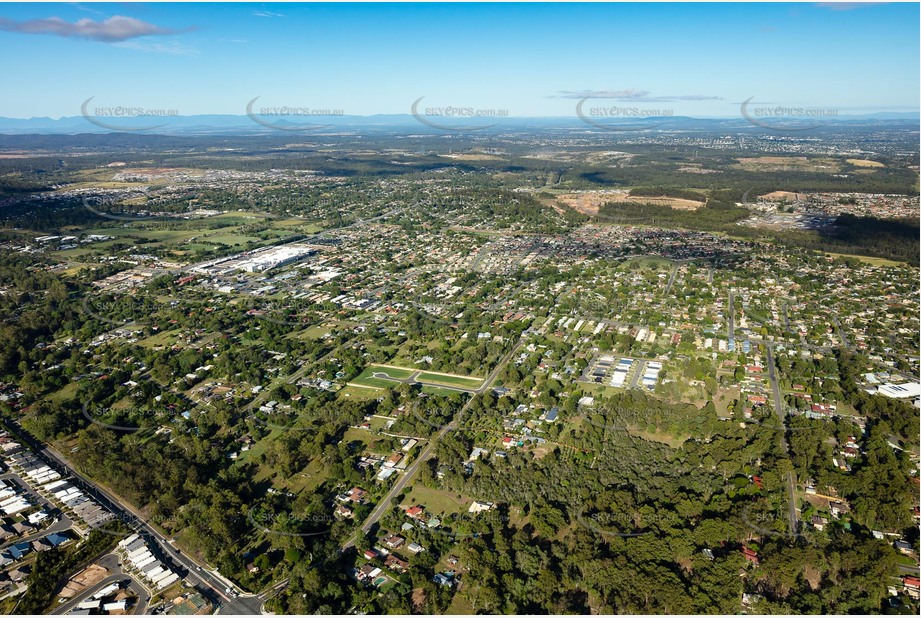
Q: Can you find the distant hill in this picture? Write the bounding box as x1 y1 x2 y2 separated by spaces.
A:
0 113 916 135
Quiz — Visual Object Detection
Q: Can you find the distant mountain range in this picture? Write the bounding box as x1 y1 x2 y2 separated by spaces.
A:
0 112 916 135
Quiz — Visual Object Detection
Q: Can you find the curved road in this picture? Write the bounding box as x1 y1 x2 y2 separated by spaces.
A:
52 561 149 616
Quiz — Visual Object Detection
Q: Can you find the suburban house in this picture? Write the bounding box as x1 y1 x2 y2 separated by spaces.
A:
902 576 920 599
811 515 828 532
356 563 381 583
469 501 495 514
383 535 405 549
384 453 404 468
384 554 409 573
340 487 368 504
407 542 425 554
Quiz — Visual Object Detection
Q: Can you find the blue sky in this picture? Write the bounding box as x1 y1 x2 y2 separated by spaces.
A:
0 2 917 118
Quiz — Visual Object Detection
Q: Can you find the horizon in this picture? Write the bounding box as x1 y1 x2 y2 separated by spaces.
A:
3 109 921 121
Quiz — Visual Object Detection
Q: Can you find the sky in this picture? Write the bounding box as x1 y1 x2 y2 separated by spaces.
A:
0 1 918 119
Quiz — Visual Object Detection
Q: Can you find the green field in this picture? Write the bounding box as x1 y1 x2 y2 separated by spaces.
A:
712 386 738 418
349 364 483 392
399 484 472 516
575 381 619 396
232 428 281 464
199 233 262 246
415 371 482 389
45 382 79 403
54 240 125 258
137 329 183 348
366 365 415 379
342 427 390 452
210 210 273 222
368 416 395 430
338 385 386 400
54 219 306 260
348 377 392 389
420 385 470 397
351 365 415 389
618 255 674 270
292 325 333 340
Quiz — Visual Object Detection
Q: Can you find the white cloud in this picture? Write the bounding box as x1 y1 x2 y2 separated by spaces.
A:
113 39 199 55
553 89 722 102
0 15 187 42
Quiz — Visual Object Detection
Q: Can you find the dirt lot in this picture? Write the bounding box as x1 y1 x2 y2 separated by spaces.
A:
735 156 842 173
846 158 884 168
117 167 197 176
556 190 704 216
59 563 109 598
440 153 504 161
411 588 426 612
759 191 808 201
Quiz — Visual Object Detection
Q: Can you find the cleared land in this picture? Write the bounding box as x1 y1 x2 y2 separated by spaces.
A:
440 153 505 161
556 190 704 216
399 484 472 516
823 251 905 267
734 156 842 173
846 159 884 168
415 371 483 389
759 191 808 202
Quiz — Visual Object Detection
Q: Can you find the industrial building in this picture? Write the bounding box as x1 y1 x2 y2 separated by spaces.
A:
237 245 315 273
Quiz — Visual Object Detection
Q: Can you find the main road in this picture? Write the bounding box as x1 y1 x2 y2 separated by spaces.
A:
0 417 262 613
765 344 799 538
728 289 736 345
662 262 680 299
